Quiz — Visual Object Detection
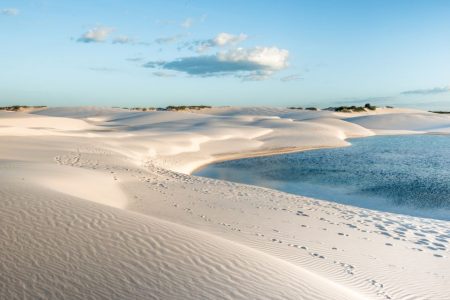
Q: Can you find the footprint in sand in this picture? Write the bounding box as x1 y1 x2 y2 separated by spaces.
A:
310 252 325 259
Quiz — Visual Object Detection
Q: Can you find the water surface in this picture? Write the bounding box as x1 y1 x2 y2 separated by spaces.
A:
195 135 450 220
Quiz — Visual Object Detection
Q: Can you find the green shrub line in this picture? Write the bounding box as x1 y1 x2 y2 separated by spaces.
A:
118 105 212 112
287 103 383 112
0 105 47 111
430 111 450 114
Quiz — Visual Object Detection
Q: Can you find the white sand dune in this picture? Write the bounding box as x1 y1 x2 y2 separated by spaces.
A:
1 106 449 299
1 171 363 300
346 112 450 133
0 111 94 130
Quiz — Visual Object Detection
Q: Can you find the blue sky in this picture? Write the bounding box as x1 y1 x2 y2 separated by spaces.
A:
1 0 450 109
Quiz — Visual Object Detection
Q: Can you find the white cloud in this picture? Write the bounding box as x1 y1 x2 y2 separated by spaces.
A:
214 33 248 46
218 47 289 71
188 32 248 53
113 35 134 44
144 46 289 80
1 8 19 16
77 26 114 43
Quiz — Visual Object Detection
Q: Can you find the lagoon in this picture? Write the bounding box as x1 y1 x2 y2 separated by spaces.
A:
195 135 450 220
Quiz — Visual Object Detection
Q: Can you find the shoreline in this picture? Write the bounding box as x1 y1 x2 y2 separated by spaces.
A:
190 145 348 174
191 132 450 222
192 130 447 175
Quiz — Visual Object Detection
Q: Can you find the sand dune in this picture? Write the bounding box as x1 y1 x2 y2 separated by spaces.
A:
1 106 449 299
346 112 450 133
1 173 363 300
0 111 93 130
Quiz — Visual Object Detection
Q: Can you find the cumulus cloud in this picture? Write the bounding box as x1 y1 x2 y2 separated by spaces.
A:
187 32 248 53
78 26 114 43
401 86 450 95
221 47 288 70
144 46 289 80
1 8 19 16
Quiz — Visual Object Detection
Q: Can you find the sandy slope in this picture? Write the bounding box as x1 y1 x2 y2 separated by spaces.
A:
1 172 361 300
1 107 449 299
346 112 450 133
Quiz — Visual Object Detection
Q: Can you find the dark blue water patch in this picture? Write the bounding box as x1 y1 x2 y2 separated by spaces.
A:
194 135 450 220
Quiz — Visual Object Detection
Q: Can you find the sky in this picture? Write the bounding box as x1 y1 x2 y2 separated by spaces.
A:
1 0 450 109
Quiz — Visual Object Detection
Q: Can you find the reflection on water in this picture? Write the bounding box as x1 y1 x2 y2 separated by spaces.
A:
195 135 450 220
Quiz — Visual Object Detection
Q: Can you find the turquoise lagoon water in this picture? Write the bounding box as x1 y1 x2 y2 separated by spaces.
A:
195 135 450 220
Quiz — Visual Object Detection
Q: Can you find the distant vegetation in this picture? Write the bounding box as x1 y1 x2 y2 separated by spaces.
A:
287 106 318 111
112 107 156 111
365 103 377 110
329 103 377 113
165 105 211 111
288 103 386 113
118 105 212 112
0 105 46 111
430 111 450 114
130 107 156 112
